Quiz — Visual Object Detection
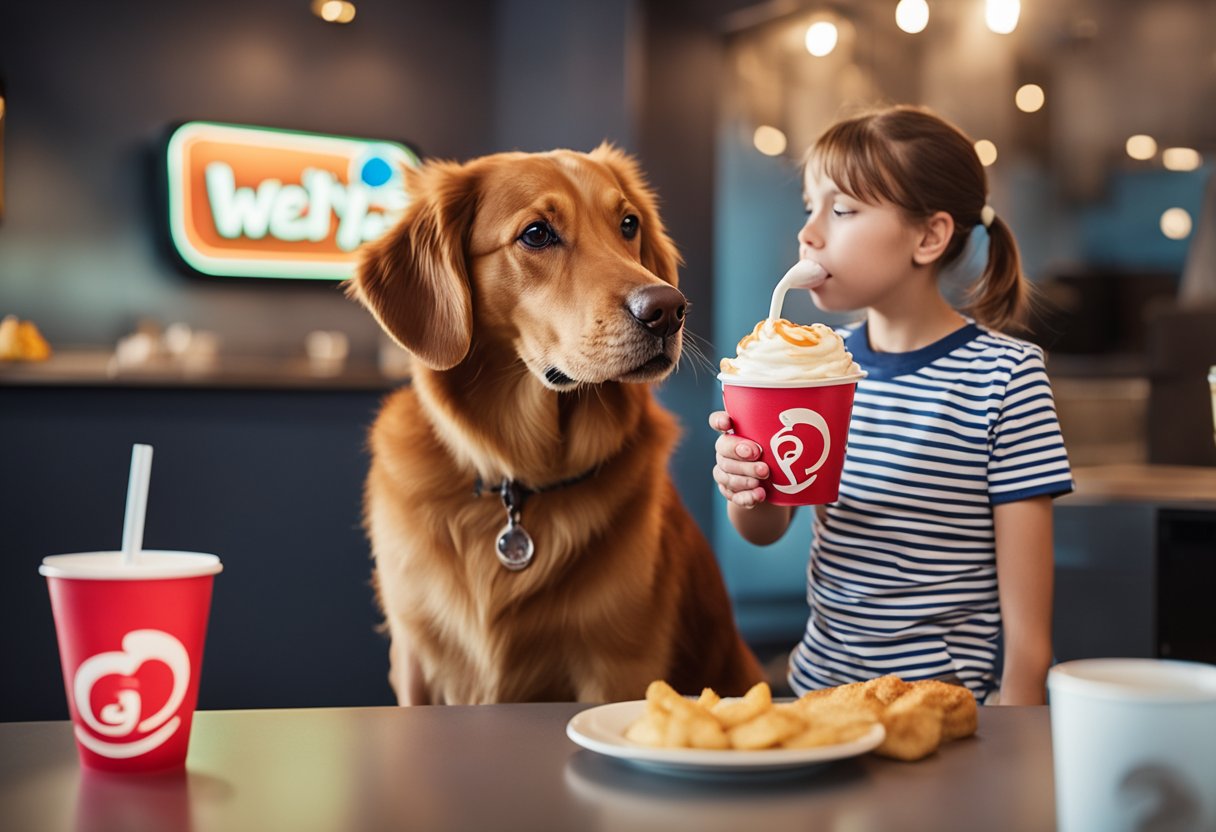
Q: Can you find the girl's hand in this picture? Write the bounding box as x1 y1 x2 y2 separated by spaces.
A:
708 410 769 508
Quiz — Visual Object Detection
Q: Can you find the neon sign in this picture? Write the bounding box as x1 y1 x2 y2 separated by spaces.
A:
166 121 418 280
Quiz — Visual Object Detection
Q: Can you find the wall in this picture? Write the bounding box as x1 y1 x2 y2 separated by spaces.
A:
0 0 768 718
0 2 730 541
0 0 496 359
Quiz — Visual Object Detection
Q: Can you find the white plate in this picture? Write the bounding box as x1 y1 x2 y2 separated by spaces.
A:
566 700 885 777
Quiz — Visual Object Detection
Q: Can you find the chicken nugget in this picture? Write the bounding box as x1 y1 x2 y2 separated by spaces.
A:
711 681 773 729
728 708 805 750
874 696 943 761
907 680 977 741
794 687 835 705
807 681 884 718
863 674 913 705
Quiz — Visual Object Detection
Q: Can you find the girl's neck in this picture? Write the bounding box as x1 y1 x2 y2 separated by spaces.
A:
865 288 967 354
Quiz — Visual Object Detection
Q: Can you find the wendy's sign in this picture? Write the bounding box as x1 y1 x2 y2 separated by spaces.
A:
166 121 419 280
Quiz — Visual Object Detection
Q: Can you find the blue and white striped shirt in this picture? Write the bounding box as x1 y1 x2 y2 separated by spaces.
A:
789 322 1073 702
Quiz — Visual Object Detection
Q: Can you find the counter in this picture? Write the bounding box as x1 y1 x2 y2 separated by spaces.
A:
0 704 1055 832
1066 463 1216 508
0 350 403 391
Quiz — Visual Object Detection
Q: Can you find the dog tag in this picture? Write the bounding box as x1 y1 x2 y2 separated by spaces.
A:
495 478 534 571
496 519 534 571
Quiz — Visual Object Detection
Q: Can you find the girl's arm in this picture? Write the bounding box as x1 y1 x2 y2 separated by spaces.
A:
993 495 1056 705
727 500 793 546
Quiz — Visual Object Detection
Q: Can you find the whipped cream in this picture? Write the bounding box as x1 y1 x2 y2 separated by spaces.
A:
719 319 860 381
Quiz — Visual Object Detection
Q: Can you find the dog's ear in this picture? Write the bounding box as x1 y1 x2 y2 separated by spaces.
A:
347 161 479 370
590 143 684 287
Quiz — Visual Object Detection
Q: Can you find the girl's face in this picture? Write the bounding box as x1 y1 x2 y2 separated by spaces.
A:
797 167 927 313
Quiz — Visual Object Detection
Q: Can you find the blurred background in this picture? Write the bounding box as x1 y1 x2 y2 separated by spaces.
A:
2 0 1214 720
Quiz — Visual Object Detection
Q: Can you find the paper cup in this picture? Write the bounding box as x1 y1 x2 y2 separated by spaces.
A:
1208 367 1215 447
1048 658 1216 832
40 551 222 773
719 372 864 505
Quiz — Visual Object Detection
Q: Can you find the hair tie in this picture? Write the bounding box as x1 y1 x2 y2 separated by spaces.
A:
980 204 995 229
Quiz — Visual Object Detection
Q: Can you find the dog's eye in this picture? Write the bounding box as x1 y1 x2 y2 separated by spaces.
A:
519 222 558 249
621 214 640 241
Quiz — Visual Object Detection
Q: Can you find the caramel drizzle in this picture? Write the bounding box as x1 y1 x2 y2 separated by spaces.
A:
736 319 823 351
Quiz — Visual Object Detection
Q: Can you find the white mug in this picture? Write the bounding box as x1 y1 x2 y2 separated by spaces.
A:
1048 658 1216 832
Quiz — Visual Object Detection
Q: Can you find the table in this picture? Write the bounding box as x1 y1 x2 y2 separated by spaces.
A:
0 704 1055 832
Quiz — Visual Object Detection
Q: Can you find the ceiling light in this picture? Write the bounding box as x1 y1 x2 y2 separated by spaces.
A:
753 125 788 157
974 140 998 167
985 0 1020 35
1015 84 1044 113
1160 208 1192 240
805 21 839 57
312 0 356 24
895 0 929 34
1125 135 1157 161
1162 147 1202 172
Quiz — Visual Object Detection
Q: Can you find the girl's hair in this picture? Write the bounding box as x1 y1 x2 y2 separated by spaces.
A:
806 105 1029 332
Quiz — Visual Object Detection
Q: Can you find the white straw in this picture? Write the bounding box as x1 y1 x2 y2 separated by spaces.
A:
120 444 154 566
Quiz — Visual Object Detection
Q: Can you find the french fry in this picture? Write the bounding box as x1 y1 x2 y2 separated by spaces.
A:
671 699 730 750
728 707 805 750
624 708 667 746
623 675 978 758
711 681 772 728
645 680 684 713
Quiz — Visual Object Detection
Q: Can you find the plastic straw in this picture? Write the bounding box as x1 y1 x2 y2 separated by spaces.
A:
120 444 154 565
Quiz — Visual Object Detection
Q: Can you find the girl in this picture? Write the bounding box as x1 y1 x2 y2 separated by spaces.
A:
711 106 1073 705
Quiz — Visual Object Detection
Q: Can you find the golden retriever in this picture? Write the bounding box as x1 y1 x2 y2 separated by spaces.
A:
348 143 762 705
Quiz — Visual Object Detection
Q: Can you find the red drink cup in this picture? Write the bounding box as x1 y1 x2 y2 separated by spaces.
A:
720 372 865 505
40 551 222 773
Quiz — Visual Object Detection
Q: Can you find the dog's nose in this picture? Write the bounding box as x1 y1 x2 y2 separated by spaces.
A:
627 285 687 338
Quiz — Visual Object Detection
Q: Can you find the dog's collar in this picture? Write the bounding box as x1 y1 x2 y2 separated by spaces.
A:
472 465 602 572
472 465 601 501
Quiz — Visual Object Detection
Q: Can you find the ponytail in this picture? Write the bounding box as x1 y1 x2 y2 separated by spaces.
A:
965 215 1034 333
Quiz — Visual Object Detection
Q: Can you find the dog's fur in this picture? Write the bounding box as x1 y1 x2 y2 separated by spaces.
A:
348 144 762 705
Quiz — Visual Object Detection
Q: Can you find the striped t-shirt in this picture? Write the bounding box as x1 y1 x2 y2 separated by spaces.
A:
789 321 1073 702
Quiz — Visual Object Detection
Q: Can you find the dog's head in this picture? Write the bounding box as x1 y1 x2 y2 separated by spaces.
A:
349 144 685 390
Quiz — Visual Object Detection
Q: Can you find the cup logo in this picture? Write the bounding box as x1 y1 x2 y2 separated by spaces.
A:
72 630 190 759
770 407 831 494
1120 764 1202 832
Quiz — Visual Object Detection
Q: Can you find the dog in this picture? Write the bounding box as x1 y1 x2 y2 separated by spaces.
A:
348 143 762 705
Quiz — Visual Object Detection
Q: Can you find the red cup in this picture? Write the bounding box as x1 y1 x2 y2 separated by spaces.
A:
720 373 864 505
40 551 222 773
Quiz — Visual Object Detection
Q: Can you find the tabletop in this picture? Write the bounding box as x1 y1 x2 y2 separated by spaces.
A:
0 703 1055 832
